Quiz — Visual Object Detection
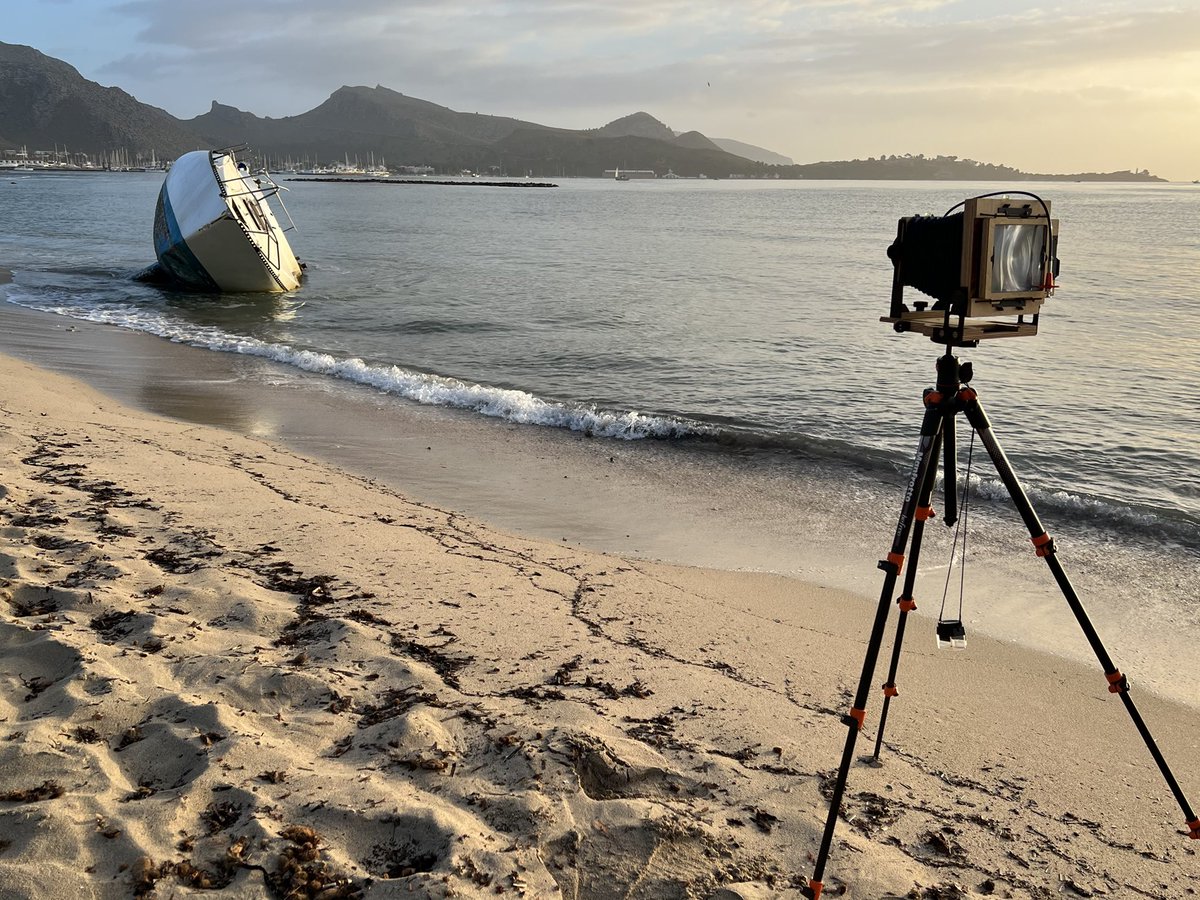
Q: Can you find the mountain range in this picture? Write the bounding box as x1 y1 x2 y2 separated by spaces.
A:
0 42 781 177
0 41 1163 181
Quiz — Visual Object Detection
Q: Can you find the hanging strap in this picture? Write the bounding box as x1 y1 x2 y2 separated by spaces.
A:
938 431 975 626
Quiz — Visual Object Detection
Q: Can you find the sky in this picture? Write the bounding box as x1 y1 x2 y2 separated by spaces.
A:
7 0 1200 180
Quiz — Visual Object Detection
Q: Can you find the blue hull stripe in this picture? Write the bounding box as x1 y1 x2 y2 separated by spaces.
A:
153 186 220 291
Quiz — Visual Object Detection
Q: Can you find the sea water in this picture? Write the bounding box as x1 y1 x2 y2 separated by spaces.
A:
1 172 1197 703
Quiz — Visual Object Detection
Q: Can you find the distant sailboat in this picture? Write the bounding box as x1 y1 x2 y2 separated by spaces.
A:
365 152 389 177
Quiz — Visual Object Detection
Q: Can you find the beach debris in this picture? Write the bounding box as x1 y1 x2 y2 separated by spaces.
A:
390 636 470 688
454 855 494 888
345 608 391 627
145 542 220 574
5 587 57 616
0 780 65 803
167 859 234 890
845 790 903 836
32 532 85 552
747 807 779 834
8 511 68 529
504 684 567 703
327 735 354 758
391 746 456 773
122 783 157 802
621 679 654 698
128 842 246 895
909 885 970 899
88 608 139 638
20 674 54 701
622 709 700 753
550 655 583 685
358 687 442 729
202 799 243 834
714 744 760 764
367 839 439 879
269 825 363 899
95 815 121 839
115 724 144 750
130 856 160 897
921 828 967 860
258 564 337 599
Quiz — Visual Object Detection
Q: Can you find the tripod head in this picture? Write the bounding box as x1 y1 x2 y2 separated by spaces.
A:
935 352 973 392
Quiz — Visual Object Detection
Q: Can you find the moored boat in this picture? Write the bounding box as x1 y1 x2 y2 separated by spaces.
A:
151 149 302 292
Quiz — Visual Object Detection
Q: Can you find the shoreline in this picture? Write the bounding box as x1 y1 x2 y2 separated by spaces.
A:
288 177 559 187
1 344 1198 896
0 293 1197 711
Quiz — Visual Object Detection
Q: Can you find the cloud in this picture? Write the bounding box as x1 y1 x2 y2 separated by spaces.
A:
81 0 1200 178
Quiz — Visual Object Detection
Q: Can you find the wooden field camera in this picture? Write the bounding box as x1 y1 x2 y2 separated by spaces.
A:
883 195 1060 346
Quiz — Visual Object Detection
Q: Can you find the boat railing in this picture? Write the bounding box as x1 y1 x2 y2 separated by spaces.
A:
219 169 299 235
266 183 299 235
264 223 280 270
236 220 283 270
212 150 295 270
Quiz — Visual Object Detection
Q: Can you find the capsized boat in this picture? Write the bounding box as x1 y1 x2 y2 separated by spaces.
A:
150 149 302 292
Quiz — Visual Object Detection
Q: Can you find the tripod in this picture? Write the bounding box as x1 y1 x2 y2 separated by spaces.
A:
805 351 1199 900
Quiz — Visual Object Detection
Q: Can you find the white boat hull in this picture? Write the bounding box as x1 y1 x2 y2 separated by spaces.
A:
153 150 302 292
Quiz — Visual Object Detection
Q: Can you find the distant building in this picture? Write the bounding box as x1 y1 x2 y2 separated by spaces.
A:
602 168 656 179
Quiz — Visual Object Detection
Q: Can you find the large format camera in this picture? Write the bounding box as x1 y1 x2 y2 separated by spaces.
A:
884 194 1060 345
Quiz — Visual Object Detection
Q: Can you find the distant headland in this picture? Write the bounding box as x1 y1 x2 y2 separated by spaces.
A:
0 41 1168 182
788 154 1162 182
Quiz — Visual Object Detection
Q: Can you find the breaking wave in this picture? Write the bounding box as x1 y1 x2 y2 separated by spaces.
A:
4 290 703 441
4 288 1195 550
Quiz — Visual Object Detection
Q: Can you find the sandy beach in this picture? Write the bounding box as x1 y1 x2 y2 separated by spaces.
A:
1 345 1198 899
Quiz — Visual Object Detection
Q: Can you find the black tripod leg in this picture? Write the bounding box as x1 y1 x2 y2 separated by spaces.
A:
807 401 945 900
962 392 1200 839
870 424 944 763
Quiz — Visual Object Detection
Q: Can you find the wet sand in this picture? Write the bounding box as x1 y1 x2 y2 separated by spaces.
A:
0 297 1196 713
1 336 1199 896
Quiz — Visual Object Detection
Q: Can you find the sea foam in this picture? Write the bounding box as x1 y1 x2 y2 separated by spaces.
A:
5 292 701 441
2 290 1190 547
